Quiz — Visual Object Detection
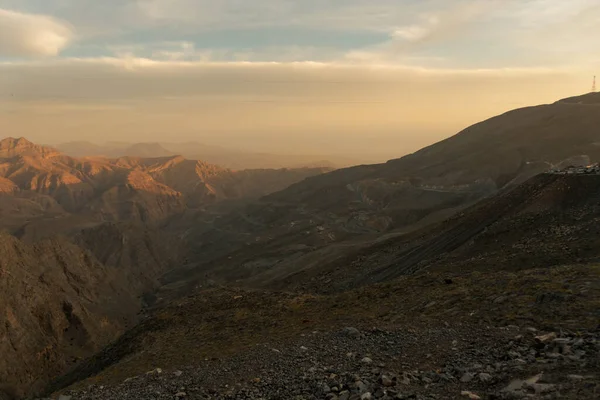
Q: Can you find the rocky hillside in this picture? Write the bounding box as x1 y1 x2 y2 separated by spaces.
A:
0 138 331 397
158 171 600 298
6 94 600 399
0 222 185 398
47 266 600 400
0 137 329 235
267 93 600 228
282 172 600 293
167 92 600 289
42 166 600 400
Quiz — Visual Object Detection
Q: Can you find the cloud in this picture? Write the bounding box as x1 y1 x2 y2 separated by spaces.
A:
511 0 600 61
339 1 501 66
0 57 577 101
0 56 587 156
0 8 73 57
105 40 345 63
134 0 419 32
392 2 486 45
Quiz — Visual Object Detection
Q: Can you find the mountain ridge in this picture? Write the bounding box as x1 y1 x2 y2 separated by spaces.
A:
5 93 600 399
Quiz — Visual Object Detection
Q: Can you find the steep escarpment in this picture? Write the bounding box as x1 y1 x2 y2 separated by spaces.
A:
0 138 330 230
74 222 187 291
0 222 185 398
0 233 128 397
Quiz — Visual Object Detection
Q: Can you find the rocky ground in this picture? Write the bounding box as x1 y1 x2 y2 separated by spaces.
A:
40 264 599 400
51 324 599 400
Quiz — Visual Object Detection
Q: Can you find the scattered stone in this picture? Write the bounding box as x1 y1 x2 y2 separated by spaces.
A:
339 390 350 400
356 381 368 394
57 325 600 400
380 375 394 387
524 382 556 395
146 368 162 375
342 327 361 338
534 332 557 343
478 373 492 383
493 295 507 304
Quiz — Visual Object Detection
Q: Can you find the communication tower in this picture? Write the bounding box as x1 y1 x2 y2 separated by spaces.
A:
593 76 597 93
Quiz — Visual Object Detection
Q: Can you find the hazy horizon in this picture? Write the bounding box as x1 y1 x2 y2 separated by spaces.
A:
1 1 598 159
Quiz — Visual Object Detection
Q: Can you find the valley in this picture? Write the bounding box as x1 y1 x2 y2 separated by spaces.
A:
0 138 329 398
1 93 600 400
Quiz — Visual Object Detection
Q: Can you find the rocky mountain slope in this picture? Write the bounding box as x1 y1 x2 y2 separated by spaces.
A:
48 266 600 400
5 93 600 399
0 222 184 398
0 138 329 235
37 93 600 399
0 138 330 397
42 168 600 400
159 92 600 295
261 92 600 231
155 171 600 299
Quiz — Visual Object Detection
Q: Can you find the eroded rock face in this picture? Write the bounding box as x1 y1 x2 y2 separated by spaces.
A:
0 137 329 228
0 226 184 398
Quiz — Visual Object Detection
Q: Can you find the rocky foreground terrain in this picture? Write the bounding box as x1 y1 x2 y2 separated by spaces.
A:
46 264 599 399
53 326 600 400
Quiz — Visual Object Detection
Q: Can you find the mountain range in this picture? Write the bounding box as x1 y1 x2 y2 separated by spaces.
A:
55 141 369 170
2 92 600 399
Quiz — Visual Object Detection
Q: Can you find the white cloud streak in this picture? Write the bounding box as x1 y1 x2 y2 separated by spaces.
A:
392 1 490 45
0 8 73 56
0 57 578 101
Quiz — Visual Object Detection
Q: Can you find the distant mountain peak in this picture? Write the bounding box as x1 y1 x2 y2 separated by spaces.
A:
124 142 174 158
0 137 34 149
0 137 59 157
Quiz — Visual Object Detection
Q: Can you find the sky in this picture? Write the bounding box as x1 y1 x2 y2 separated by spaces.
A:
0 0 598 159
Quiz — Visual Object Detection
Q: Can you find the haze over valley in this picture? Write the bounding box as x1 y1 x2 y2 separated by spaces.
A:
1 1 600 400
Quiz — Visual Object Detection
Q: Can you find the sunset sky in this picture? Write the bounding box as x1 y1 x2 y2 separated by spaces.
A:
0 0 598 159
